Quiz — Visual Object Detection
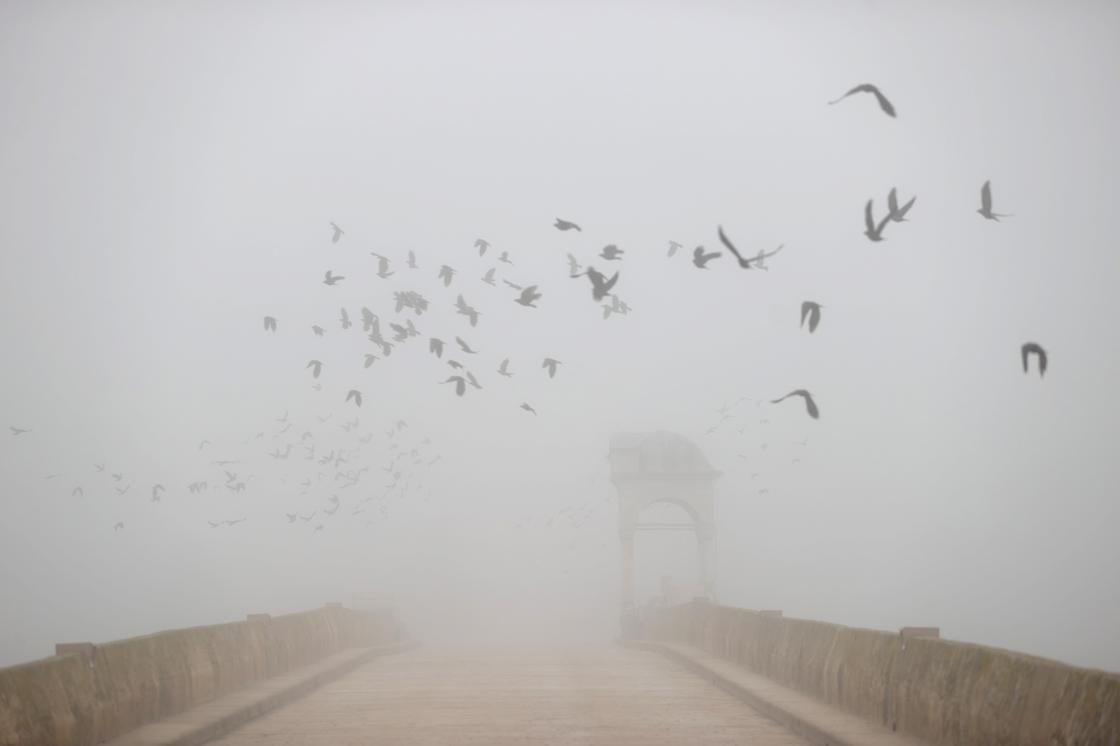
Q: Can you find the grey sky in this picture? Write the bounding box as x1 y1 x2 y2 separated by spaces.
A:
1 1 1118 672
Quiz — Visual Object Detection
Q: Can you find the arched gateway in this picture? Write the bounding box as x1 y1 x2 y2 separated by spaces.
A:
609 432 722 633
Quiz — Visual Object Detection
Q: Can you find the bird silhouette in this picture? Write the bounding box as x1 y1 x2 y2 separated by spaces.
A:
114 521 124 531
307 359 323 378
600 245 624 261
429 338 445 358
521 403 538 415
863 200 891 242
198 440 211 451
323 270 345 286
339 308 351 330
312 325 326 337
667 241 682 257
151 484 165 502
455 337 478 354
978 180 1012 221
371 254 395 279
466 371 483 390
346 390 363 407
800 302 822 333
225 518 246 527
10 426 31 435
363 354 378 368
502 279 523 291
263 316 277 332
300 511 317 522
407 250 418 269
771 389 820 419
455 295 481 326
515 285 542 308
717 226 783 269
443 376 468 397
498 358 513 377
498 251 514 265
578 266 619 301
329 222 344 243
475 238 490 256
542 358 561 378
438 265 457 287
1021 342 1048 377
887 187 917 221
72 486 83 496
286 513 297 523
692 245 721 268
482 268 497 286
828 83 896 117
554 218 581 231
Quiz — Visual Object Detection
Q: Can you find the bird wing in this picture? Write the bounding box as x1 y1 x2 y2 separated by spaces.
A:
864 200 876 232
888 188 899 214
717 225 746 263
809 306 821 332
870 86 896 117
981 181 992 212
800 302 811 328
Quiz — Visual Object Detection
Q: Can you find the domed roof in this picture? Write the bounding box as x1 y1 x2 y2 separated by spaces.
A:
609 431 716 476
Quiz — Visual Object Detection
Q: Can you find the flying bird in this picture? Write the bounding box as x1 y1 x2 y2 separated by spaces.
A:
72 486 83 497
443 376 468 397
800 301 822 333
579 266 619 301
498 358 513 377
263 316 277 332
667 241 682 257
887 188 917 222
406 249 418 269
828 83 896 117
498 251 514 265
978 180 1012 221
455 295 481 326
113 521 124 531
370 253 395 279
323 270 345 286
429 338 445 358
198 440 211 451
345 390 363 407
717 226 782 269
151 484 165 502
520 403 538 415
455 336 478 354
515 285 542 308
307 359 323 378
482 268 497 286
692 245 721 268
565 253 581 276
474 238 490 256
542 357 561 378
339 308 351 330
438 265 457 287
312 325 326 337
554 218 581 232
600 245 624 261
286 513 297 523
771 389 820 420
363 354 378 368
863 199 891 242
466 371 482 390
10 426 31 435
1021 342 1048 378
329 222 344 243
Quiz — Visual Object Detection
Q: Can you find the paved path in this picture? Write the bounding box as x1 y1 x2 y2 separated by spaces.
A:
210 646 812 745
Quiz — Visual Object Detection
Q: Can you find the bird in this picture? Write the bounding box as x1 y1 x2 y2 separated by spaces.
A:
455 295 481 326
72 486 83 497
112 472 124 482
339 308 351 330
565 253 582 276
10 426 31 435
151 484 165 502
692 245 721 268
482 268 497 286
498 358 513 377
312 325 326 337
346 390 363 407
115 484 130 495
515 285 542 308
443 376 468 397
554 218 581 231
225 518 246 527
771 389 820 419
455 337 478 354
93 463 104 471
329 222 344 243
300 511 317 522
579 266 619 302
363 354 378 368
307 360 323 378
1021 342 1048 378
438 265 457 287
475 238 490 256
978 180 1012 221
717 226 782 269
887 187 917 222
828 83 896 117
323 270 345 286
198 440 211 451
502 279 523 291
371 253 395 279
429 338 445 358
600 245 624 261
800 302 822 333
667 241 682 257
863 200 891 242
466 371 483 390
498 251 514 265
285 513 297 523
521 403 537 415
542 358 561 378
407 249 418 269
314 524 324 532
263 316 277 332
113 521 124 531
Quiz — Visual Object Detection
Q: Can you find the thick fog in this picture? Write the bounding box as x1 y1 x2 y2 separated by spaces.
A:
1 1 1118 673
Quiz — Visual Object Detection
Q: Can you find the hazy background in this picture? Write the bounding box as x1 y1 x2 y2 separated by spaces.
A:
2 0 1118 673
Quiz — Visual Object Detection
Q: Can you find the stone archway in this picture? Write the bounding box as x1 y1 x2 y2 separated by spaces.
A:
609 432 721 633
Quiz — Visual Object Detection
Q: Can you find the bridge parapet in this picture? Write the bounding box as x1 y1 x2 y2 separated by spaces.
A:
0 604 401 746
642 600 1120 746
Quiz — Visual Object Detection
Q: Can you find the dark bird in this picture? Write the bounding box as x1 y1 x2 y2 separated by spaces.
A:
407 249 418 269
482 268 497 286
286 513 297 523
554 218 581 232
475 238 490 256
455 336 478 354
466 371 482 390
323 270 345 286
502 279 523 291
771 389 820 419
600 245 624 261
438 265 457 287
307 359 323 378
72 486 83 497
692 245 722 268
717 226 782 269
371 253 395 279
667 241 682 257
10 426 31 435
887 187 917 222
339 308 352 330
863 200 891 242
498 358 513 377
312 325 326 337
521 403 537 415
800 301 823 333
225 518 246 527
542 357 561 378
565 253 582 276
115 484 131 495
363 353 378 368
94 463 104 471
429 338 445 358
346 390 363 407
329 222 344 243
112 472 123 481
455 295 481 326
443 376 468 397
978 180 1012 221
1021 342 1048 378
263 316 277 332
579 266 619 301
828 83 896 117
498 251 514 265
515 285 542 308
151 484 165 502
114 521 124 531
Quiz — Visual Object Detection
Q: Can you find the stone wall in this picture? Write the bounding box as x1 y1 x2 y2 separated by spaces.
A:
0 605 400 746
642 600 1120 746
